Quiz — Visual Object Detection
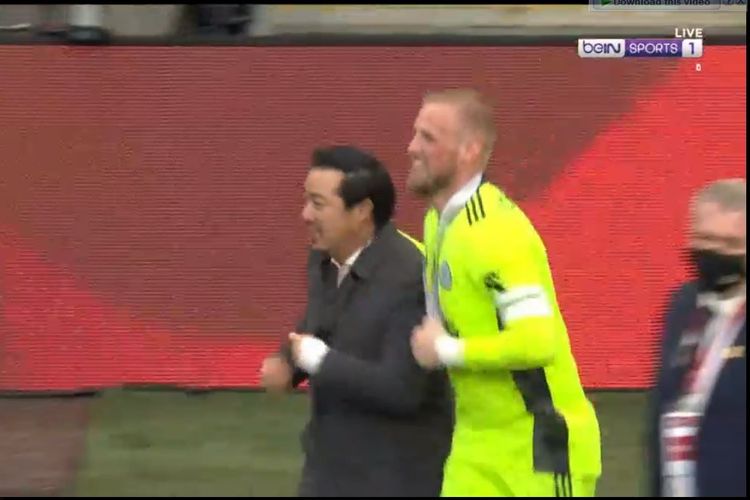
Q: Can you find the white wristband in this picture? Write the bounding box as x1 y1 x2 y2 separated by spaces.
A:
297 336 330 375
435 336 465 367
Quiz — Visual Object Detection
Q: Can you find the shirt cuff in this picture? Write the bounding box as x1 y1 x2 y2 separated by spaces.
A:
435 335 465 367
297 336 330 375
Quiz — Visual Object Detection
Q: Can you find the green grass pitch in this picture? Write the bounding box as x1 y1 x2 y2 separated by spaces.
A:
72 390 650 497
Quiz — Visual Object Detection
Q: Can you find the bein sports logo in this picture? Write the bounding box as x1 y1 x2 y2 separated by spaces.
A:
578 39 625 58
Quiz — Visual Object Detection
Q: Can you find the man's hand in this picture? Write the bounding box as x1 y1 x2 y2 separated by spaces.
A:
260 355 293 393
412 317 465 369
288 332 329 375
287 332 305 366
411 316 454 369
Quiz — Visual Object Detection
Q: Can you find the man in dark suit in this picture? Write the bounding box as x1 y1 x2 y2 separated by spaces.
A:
260 145 454 497
647 178 746 497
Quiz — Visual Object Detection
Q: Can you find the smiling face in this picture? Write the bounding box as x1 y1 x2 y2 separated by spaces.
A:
406 91 495 204
301 167 370 257
406 101 465 199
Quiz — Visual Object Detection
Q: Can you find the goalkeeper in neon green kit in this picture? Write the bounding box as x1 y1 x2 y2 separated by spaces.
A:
407 89 602 497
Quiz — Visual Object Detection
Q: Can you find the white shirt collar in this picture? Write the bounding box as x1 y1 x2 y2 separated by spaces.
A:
331 242 370 270
697 286 746 316
438 172 484 228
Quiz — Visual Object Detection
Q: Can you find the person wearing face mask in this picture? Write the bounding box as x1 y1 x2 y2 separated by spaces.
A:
646 178 746 497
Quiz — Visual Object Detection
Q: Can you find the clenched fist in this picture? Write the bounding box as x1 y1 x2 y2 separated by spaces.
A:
260 355 293 393
411 316 446 370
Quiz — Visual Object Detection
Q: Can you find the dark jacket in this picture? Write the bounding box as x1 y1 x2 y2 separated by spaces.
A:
283 223 454 497
646 281 746 497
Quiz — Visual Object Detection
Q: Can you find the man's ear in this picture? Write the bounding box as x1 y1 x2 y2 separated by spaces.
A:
459 136 482 165
356 198 374 223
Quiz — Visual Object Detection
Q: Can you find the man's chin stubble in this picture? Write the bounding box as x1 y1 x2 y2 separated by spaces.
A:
408 183 433 198
407 175 434 198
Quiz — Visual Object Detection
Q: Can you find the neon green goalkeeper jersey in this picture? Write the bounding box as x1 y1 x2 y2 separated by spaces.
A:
423 175 601 496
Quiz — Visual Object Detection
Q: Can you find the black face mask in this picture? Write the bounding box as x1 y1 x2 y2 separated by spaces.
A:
688 248 746 293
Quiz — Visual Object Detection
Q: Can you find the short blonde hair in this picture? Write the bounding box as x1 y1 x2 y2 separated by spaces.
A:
423 88 497 166
693 178 746 214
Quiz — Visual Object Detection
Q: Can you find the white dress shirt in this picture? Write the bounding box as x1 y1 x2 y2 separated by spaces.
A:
331 245 367 287
676 286 746 413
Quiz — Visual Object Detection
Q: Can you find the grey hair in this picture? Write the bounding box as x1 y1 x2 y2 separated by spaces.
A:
693 178 746 214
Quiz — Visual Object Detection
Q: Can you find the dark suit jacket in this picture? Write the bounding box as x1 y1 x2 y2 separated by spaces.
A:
281 222 454 497
646 281 746 497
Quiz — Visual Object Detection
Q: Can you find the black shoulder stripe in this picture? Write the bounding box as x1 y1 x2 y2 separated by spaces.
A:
468 197 479 224
465 191 487 226
475 190 486 219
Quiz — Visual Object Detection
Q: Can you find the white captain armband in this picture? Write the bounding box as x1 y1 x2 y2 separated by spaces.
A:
493 285 553 324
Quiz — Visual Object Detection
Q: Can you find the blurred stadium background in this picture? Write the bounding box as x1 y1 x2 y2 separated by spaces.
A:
0 4 746 497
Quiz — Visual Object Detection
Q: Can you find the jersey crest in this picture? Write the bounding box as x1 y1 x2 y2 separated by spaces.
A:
439 260 453 291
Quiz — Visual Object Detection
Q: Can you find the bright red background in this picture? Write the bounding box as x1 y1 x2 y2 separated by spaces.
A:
0 45 745 392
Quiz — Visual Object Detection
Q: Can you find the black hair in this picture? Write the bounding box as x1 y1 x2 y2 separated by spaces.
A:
310 145 396 229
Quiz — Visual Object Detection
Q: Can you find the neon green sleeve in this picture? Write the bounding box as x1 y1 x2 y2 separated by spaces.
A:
460 214 558 371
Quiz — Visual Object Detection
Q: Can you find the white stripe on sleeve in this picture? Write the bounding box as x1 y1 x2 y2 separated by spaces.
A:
493 285 553 323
